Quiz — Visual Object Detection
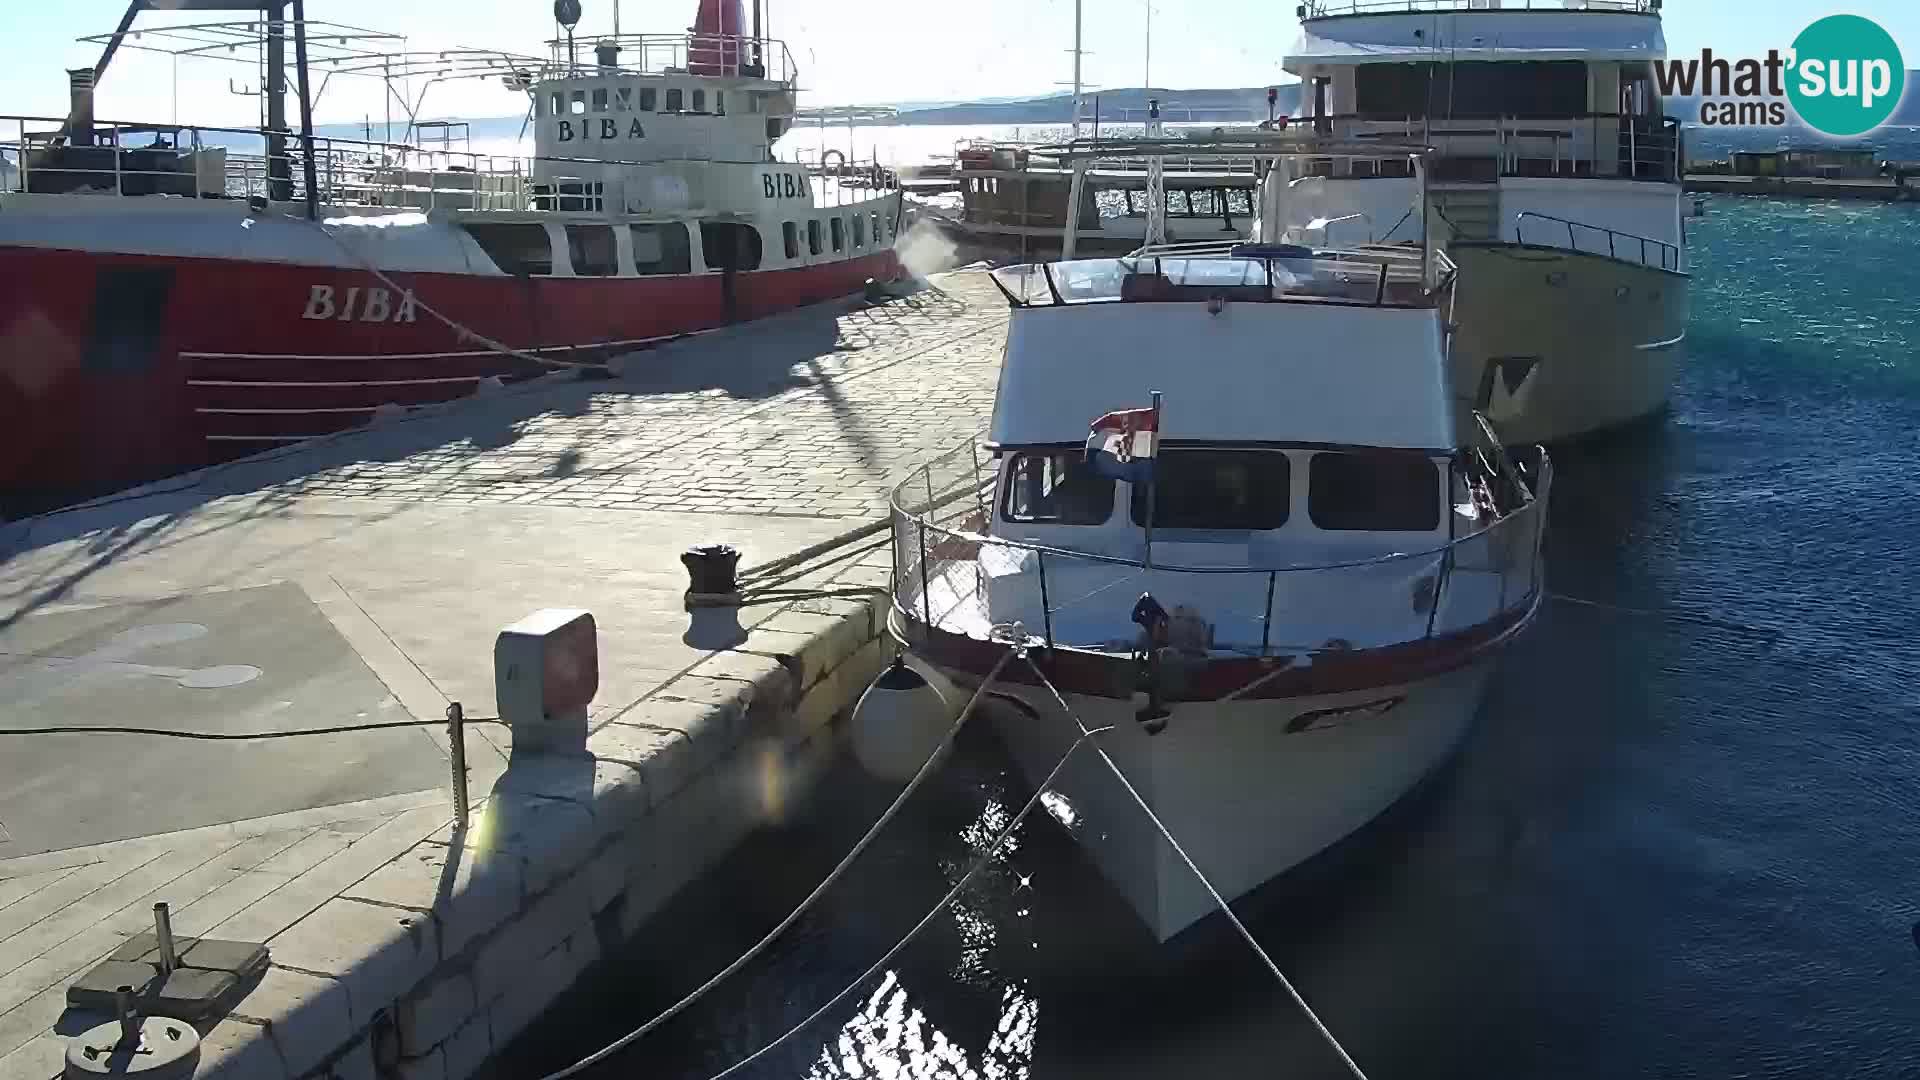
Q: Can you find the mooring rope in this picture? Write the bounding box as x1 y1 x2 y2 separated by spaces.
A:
531 650 1018 1080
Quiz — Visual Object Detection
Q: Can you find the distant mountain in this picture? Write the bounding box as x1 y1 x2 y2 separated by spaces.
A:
886 85 1302 126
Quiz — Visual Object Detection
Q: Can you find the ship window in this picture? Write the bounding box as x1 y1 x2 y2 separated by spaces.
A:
692 89 707 113
1130 450 1289 530
715 91 726 116
614 87 632 112
1308 451 1441 532
829 218 845 252
591 87 609 112
666 88 684 112
467 223 553 277
1003 452 1115 525
852 214 866 247
1355 61 1586 120
871 212 883 246
807 219 822 255
570 90 587 115
639 87 658 112
565 225 618 276
748 92 763 114
629 223 693 274
783 221 800 259
700 221 763 271
550 92 565 116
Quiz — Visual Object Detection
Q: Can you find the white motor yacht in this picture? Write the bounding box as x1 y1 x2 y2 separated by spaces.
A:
888 139 1553 942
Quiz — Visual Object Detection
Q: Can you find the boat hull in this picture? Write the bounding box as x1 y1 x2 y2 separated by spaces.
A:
1448 243 1688 445
0 242 899 510
936 656 1496 943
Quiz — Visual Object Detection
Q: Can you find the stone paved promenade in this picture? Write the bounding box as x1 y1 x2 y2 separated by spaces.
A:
0 271 1011 1079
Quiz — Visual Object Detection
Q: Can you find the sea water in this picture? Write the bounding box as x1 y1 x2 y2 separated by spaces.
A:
500 194 1920 1079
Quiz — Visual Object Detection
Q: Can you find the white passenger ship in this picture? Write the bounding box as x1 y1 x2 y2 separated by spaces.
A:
890 138 1552 942
1279 0 1688 443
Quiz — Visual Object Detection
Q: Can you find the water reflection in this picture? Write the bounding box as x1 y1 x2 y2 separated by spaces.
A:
807 973 1037 1080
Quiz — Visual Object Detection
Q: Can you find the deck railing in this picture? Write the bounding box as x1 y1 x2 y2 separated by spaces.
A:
890 436 1550 661
544 32 799 85
1301 0 1657 16
1514 211 1680 271
2 114 885 214
990 245 1458 309
1300 112 1681 183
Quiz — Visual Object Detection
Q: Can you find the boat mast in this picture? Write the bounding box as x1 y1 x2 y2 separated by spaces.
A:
290 0 318 218
1070 0 1084 141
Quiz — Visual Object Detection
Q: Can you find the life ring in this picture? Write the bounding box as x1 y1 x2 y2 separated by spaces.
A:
820 148 847 176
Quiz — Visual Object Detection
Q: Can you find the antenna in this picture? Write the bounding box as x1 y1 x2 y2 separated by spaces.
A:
555 0 582 71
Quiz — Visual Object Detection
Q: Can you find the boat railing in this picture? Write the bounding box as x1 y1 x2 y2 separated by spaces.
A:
1302 0 1656 16
990 245 1456 309
889 438 1551 659
1299 112 1681 183
1513 211 1681 271
0 114 770 213
544 32 799 86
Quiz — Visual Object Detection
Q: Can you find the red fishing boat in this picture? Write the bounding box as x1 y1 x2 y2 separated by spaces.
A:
0 0 904 510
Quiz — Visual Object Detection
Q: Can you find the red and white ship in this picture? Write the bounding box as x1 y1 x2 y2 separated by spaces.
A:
0 0 904 510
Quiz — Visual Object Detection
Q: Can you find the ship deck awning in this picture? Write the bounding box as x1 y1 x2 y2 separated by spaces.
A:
1285 13 1666 69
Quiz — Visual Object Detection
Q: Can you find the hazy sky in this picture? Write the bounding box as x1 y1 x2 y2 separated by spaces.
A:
3 0 1918 128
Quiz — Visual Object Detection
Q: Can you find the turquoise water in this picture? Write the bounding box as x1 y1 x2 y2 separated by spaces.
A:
505 198 1920 1079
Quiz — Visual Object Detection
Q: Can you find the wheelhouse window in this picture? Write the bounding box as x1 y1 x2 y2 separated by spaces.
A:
1130 449 1289 530
1356 61 1588 119
629 223 692 275
666 87 684 112
871 212 884 246
1002 452 1115 525
565 225 618 276
613 87 633 111
783 221 800 259
852 214 867 248
692 89 707 112
549 92 564 116
714 91 726 116
639 87 658 112
700 221 763 271
830 218 845 252
591 87 609 112
569 90 587 115
807 220 823 256
1308 451 1442 532
467 223 552 276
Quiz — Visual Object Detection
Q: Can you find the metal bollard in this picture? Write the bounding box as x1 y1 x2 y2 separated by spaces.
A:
446 702 469 832
115 985 136 1047
153 903 177 974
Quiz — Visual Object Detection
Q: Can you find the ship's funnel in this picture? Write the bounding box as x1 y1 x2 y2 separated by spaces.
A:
688 0 745 75
67 68 96 147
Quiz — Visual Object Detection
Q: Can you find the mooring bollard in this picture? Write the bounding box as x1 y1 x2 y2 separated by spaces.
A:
153 903 177 974
446 701 469 831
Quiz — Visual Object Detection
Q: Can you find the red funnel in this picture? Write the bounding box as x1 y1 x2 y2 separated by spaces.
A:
689 0 745 76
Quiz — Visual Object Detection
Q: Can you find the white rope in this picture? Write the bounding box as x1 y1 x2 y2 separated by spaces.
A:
307 216 625 372
531 649 1018 1080
1022 650 1374 1080
700 712 1116 1080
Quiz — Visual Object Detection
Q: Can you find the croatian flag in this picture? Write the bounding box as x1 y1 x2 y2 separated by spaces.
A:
1085 406 1159 483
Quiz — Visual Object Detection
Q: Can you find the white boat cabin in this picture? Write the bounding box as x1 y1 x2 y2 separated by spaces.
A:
1277 0 1683 267
958 249 1544 658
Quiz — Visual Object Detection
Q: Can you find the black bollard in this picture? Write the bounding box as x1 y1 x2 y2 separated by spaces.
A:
682 543 743 610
